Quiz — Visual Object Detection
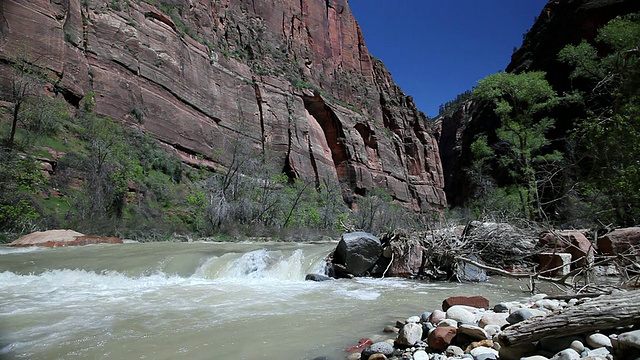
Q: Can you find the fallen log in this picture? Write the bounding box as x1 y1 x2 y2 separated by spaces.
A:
499 290 640 347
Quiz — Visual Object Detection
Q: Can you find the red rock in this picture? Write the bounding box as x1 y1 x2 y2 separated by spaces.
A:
428 326 457 352
345 338 373 352
539 252 572 276
0 0 447 214
9 230 123 247
442 296 490 311
539 231 594 268
598 227 640 256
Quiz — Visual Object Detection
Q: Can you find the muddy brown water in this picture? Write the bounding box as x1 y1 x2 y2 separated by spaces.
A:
0 241 536 359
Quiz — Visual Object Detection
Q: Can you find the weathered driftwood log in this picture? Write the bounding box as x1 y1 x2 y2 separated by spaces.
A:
499 290 640 347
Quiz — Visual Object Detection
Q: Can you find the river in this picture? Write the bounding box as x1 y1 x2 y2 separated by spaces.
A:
0 241 533 359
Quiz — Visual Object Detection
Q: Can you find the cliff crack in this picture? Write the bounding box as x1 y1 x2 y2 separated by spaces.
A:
253 78 266 154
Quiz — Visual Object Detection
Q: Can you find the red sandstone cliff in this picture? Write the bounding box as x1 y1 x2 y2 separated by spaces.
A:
0 0 446 212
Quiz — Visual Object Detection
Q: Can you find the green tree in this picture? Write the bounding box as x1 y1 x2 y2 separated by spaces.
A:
471 71 562 220
559 13 640 225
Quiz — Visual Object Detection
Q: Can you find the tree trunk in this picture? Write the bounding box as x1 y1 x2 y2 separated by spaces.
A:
499 290 640 347
8 101 20 149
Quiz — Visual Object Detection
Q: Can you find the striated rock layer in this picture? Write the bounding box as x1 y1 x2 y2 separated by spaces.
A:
0 0 446 212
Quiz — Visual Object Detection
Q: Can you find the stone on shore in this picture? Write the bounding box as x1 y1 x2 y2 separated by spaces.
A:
478 312 509 328
506 308 533 324
361 342 394 358
549 348 581 360
618 329 640 349
396 322 423 346
412 349 429 360
442 295 489 311
458 324 489 340
427 326 456 351
586 333 612 348
445 305 476 324
429 309 446 324
9 230 123 247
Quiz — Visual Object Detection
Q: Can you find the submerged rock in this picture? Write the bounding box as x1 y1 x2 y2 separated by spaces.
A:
305 273 333 281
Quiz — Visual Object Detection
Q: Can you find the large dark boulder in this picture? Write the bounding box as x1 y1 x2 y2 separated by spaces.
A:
332 232 382 277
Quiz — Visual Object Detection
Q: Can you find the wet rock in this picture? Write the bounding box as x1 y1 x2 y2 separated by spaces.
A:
427 326 457 352
383 325 399 333
397 322 423 346
586 333 612 348
442 296 490 311
455 255 488 282
332 232 382 276
305 273 332 281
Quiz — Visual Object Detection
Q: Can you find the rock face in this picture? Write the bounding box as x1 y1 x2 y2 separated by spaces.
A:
0 0 446 212
9 230 123 247
436 0 640 207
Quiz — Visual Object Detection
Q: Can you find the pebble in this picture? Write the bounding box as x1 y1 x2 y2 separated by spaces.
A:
586 333 612 348
420 311 431 322
445 345 464 357
521 356 550 360
483 324 502 338
412 349 428 360
367 354 387 360
570 340 585 353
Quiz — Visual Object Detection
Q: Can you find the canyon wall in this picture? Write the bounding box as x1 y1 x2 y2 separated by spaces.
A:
436 0 640 208
0 0 446 212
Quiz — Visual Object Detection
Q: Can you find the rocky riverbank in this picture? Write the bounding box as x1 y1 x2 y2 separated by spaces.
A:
340 292 640 360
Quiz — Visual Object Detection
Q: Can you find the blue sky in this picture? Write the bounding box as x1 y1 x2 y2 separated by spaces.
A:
348 0 549 118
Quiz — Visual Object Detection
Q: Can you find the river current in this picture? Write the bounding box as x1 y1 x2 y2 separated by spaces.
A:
0 241 532 359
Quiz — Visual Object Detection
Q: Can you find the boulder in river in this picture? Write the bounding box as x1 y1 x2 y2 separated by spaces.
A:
332 232 382 277
9 230 123 247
